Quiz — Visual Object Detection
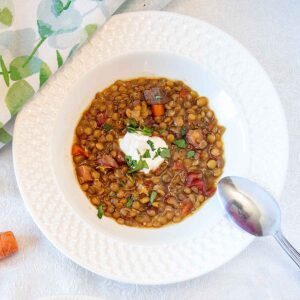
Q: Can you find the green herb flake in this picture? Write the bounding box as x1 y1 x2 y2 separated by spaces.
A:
125 155 137 169
127 126 137 133
103 123 112 132
159 129 166 134
142 160 149 169
119 181 126 187
143 149 151 158
125 155 132 164
141 126 153 136
147 140 155 151
180 127 187 137
173 139 186 149
186 150 195 158
150 191 157 204
128 158 149 173
128 118 139 128
156 147 171 158
158 148 171 158
126 196 134 208
127 119 139 133
97 204 104 219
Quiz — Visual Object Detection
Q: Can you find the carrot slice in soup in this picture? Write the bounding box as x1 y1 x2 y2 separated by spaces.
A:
151 104 165 117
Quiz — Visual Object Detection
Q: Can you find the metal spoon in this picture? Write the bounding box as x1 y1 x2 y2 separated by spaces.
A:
218 176 300 268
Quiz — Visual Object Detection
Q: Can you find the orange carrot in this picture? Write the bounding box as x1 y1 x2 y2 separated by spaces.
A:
72 144 89 157
151 104 165 117
0 231 18 260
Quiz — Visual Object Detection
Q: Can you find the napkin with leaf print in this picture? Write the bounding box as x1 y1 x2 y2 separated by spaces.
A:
0 0 172 148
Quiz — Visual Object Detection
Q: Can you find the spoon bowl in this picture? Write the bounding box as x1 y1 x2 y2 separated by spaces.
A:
218 176 300 268
218 176 281 236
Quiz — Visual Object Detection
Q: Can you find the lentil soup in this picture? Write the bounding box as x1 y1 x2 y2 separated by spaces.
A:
72 78 225 228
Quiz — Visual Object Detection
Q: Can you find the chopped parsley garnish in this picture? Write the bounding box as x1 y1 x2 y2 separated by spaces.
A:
180 127 187 137
126 196 134 208
103 123 112 131
125 155 137 169
159 129 166 134
141 126 153 136
154 147 170 159
127 119 139 133
186 150 195 158
127 119 153 136
173 139 186 148
150 191 157 204
128 126 137 133
147 140 155 151
128 157 149 173
155 95 162 101
143 149 151 158
97 204 104 219
128 118 139 128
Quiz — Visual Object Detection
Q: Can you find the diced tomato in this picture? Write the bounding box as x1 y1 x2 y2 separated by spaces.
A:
172 160 184 170
96 113 107 127
180 89 189 97
205 187 216 197
154 165 165 176
186 172 205 192
144 180 154 188
191 179 205 192
208 124 214 131
186 172 199 185
182 199 193 216
72 144 89 158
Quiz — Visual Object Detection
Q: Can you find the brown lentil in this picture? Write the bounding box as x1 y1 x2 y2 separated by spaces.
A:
73 77 225 228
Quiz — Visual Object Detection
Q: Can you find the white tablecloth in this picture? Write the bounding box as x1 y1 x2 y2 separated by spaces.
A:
1 1 300 299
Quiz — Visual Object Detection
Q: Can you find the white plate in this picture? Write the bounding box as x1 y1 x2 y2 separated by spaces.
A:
13 11 288 285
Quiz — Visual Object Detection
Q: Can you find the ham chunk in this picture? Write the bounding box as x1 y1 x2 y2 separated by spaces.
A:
76 165 93 184
98 155 118 168
186 129 207 149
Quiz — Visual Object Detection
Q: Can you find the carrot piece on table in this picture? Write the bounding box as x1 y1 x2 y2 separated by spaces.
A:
151 104 165 117
0 231 18 260
72 144 89 158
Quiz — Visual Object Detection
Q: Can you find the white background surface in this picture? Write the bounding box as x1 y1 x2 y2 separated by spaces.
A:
0 0 299 299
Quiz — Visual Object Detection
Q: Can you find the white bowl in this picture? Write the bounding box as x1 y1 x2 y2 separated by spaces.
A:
52 51 249 245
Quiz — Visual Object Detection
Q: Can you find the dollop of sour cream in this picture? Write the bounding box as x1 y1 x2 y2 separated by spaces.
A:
119 132 168 174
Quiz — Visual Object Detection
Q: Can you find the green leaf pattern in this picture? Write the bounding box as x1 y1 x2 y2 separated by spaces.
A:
37 20 54 38
39 62 52 87
0 7 13 26
0 0 108 147
5 80 34 116
10 56 43 80
0 55 10 86
84 24 97 38
56 49 63 67
0 127 12 144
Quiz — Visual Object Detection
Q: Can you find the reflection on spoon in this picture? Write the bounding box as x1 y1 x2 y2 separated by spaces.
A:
218 176 300 269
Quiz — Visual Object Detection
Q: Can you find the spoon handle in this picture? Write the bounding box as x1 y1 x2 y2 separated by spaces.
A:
274 230 300 268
